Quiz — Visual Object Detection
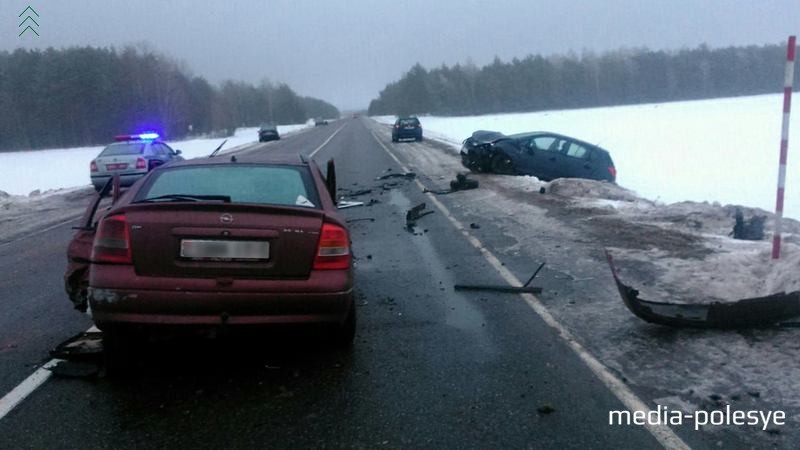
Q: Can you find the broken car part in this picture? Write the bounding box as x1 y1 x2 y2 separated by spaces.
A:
454 262 545 294
605 250 800 328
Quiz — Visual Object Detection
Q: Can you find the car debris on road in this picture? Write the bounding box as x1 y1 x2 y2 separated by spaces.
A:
454 262 545 295
606 250 800 328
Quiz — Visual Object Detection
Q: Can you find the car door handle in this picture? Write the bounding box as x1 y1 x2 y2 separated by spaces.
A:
584 164 591 169
549 157 556 162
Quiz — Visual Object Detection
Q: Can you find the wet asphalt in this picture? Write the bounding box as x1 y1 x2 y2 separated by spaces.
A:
0 120 664 449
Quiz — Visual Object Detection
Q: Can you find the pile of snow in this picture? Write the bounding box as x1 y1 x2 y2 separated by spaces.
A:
375 94 800 219
0 124 309 196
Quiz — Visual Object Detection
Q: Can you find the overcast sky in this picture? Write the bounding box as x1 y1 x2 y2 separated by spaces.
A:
2 0 799 110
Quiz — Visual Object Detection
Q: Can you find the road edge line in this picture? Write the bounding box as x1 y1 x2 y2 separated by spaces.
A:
369 127 690 450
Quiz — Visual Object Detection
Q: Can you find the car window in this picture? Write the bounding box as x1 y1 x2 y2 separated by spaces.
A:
566 142 589 159
99 143 145 156
530 136 557 152
138 165 321 208
399 118 419 126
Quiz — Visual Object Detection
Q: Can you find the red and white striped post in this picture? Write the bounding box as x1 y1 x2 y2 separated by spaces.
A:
773 35 796 260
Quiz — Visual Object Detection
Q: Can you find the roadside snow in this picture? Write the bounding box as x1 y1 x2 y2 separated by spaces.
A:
374 93 800 220
0 124 309 195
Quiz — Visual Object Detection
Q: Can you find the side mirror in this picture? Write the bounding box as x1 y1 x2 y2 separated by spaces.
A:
174 149 182 155
526 148 535 155
326 159 337 206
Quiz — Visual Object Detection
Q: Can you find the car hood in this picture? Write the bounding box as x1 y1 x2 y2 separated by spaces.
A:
469 130 507 144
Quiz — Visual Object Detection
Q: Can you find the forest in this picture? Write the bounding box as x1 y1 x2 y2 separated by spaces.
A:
368 43 794 117
0 46 339 151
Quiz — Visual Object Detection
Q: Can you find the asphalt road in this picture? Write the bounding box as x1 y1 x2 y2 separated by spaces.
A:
0 120 667 448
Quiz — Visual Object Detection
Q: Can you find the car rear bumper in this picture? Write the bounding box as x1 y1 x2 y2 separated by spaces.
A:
88 266 354 328
91 173 144 189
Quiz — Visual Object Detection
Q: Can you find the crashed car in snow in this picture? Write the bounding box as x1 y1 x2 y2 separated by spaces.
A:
64 154 355 348
460 130 617 182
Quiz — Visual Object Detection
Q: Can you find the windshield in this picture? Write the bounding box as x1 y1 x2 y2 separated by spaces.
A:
137 165 319 208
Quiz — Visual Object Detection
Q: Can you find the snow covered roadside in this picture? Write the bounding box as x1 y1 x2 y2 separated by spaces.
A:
374 93 800 221
0 123 311 196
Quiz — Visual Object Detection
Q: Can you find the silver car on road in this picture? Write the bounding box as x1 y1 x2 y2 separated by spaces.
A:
90 134 183 190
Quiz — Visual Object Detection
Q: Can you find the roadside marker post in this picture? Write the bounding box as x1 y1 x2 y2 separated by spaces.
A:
773 35 796 259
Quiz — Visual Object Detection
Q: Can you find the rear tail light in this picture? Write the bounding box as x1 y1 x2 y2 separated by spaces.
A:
91 214 132 264
90 160 98 172
313 222 351 270
136 158 147 169
608 166 617 180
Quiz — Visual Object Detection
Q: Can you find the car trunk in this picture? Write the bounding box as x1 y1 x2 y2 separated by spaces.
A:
95 153 145 175
124 203 324 280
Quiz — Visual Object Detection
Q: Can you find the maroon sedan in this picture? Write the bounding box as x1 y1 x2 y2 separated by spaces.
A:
65 153 355 346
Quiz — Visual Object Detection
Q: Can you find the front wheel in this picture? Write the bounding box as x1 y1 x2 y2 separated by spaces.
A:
490 153 515 174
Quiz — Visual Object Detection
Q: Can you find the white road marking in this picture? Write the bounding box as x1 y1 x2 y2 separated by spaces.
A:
309 123 348 158
369 128 690 450
0 359 62 420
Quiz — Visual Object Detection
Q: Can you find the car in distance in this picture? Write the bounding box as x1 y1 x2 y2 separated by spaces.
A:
65 153 355 349
460 131 617 182
314 118 329 126
391 116 423 142
89 133 183 191
258 124 281 142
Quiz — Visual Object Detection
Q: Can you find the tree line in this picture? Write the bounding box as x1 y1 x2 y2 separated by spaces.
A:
0 46 339 151
368 43 795 117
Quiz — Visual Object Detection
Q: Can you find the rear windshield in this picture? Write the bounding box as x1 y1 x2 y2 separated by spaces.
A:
137 165 320 208
100 143 145 156
399 118 419 126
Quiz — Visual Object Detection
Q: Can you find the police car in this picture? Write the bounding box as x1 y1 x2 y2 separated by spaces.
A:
89 133 183 191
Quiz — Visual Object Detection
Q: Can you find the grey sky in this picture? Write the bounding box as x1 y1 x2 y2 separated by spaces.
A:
2 0 799 110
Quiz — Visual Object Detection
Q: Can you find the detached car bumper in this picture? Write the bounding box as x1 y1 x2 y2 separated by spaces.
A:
88 265 354 328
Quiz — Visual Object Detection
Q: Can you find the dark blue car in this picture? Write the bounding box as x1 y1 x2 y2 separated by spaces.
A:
460 131 616 182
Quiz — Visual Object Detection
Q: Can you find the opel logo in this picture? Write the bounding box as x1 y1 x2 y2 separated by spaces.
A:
220 213 234 224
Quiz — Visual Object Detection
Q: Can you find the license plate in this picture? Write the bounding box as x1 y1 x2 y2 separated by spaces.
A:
180 239 270 260
106 163 128 170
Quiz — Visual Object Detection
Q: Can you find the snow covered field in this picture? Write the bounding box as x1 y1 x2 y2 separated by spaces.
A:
375 93 800 219
0 123 309 196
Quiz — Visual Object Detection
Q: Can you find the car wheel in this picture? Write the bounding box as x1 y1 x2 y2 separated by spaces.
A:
490 153 514 174
331 300 356 347
417 136 423 142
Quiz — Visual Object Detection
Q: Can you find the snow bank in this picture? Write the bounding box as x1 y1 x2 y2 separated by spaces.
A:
0 124 309 195
375 94 800 219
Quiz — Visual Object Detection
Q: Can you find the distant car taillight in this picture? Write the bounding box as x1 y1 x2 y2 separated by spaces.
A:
313 223 351 270
608 166 617 180
91 214 132 264
136 158 147 169
90 160 98 172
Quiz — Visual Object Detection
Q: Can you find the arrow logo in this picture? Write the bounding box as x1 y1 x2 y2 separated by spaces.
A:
18 6 39 37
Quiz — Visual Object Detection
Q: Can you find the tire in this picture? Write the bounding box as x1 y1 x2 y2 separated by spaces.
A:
490 153 514 174
416 136 423 142
331 300 356 347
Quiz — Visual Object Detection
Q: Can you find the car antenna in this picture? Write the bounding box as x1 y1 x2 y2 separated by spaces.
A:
230 155 237 162
209 139 228 157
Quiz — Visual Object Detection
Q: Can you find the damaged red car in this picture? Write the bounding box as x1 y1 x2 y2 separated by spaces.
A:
64 154 355 346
